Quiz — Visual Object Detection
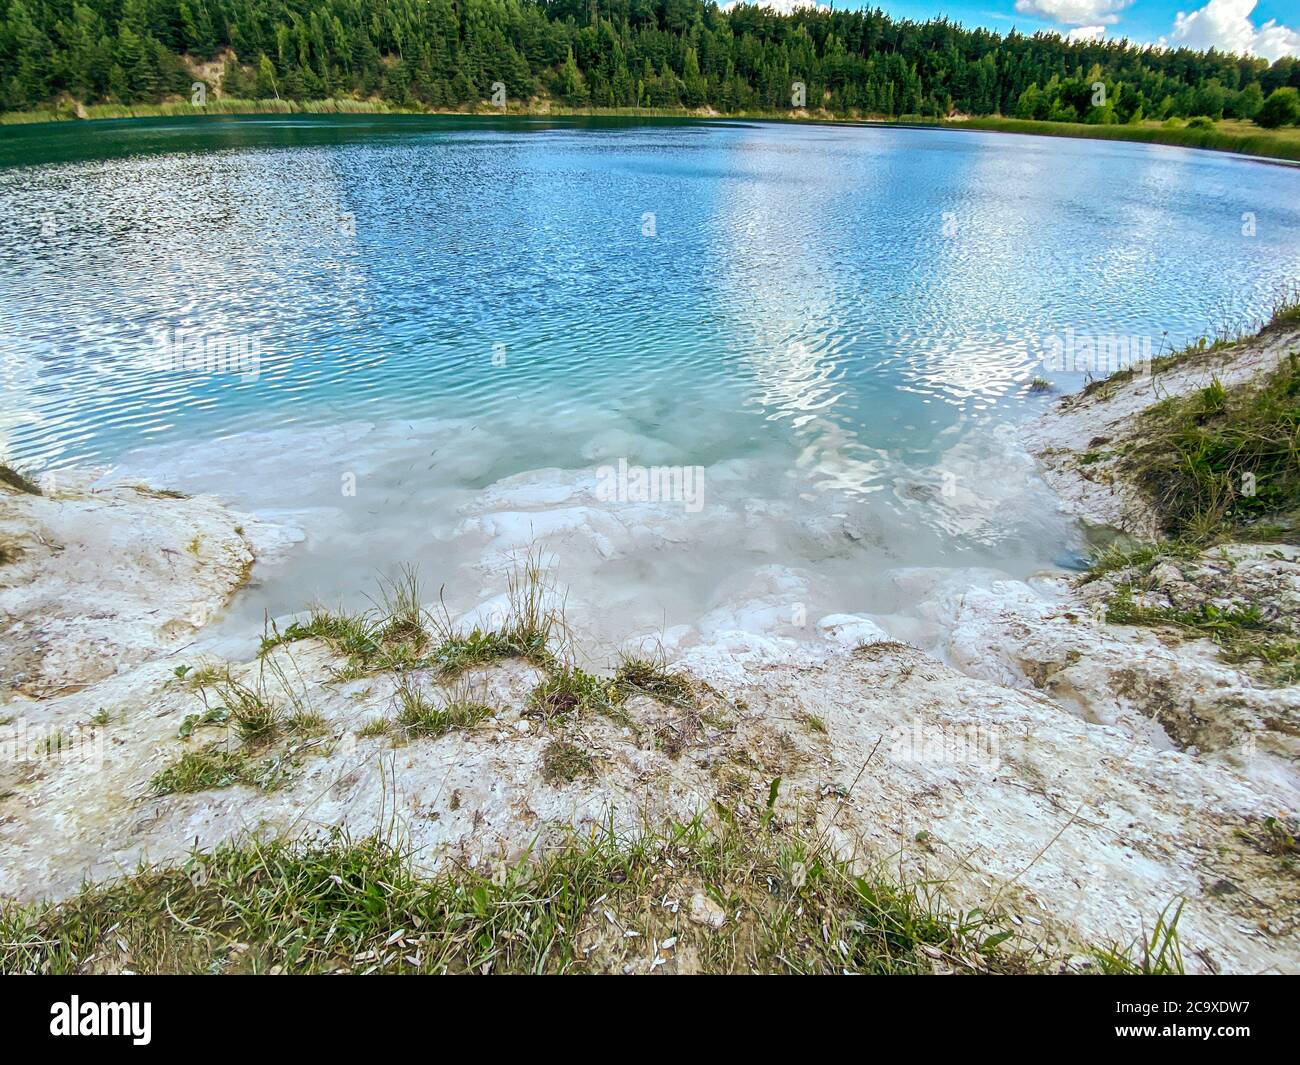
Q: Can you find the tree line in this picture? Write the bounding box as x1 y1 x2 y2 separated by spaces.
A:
3 0 1299 126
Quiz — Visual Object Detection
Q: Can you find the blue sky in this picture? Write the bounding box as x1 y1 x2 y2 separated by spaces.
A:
801 0 1300 60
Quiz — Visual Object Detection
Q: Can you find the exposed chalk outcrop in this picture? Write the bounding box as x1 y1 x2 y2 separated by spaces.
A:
0 471 300 698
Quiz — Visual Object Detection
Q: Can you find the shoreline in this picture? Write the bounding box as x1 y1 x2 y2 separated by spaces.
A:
3 100 1299 165
2 320 1298 973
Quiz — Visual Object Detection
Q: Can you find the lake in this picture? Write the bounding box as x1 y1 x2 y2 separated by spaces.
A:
3 115 1298 650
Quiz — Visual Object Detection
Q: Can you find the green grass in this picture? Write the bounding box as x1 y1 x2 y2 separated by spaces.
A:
0 463 41 494
1082 538 1204 582
210 677 283 745
149 746 261 795
427 552 562 675
539 739 595 785
1076 313 1300 676
284 711 329 737
6 99 1298 162
529 666 620 720
258 607 380 662
1105 586 1300 684
393 677 495 738
1087 900 1186 976
1123 353 1300 542
425 626 552 676
0 818 1042 975
1079 333 1243 403
612 655 698 705
1078 288 1300 404
1236 815 1297 863
523 654 708 726
0 96 402 124
1077 286 1300 401
797 710 829 734
149 741 302 797
1271 300 1300 329
155 653 330 793
954 115 1300 163
259 554 560 682
262 571 712 737
176 705 229 739
256 569 435 671
186 664 230 690
371 566 429 650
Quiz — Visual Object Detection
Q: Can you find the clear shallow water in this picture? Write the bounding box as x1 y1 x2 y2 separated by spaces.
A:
3 115 1299 646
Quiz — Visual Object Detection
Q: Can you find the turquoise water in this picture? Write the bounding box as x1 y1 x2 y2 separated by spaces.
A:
2 115 1299 645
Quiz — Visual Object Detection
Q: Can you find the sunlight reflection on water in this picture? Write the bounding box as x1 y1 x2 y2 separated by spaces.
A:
2 117 1298 630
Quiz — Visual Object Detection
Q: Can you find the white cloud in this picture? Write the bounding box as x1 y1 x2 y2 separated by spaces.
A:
1013 0 1131 26
1066 24 1108 42
1164 0 1300 60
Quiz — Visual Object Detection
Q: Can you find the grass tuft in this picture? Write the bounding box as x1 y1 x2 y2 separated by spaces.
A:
211 677 282 745
1236 814 1297 862
259 553 562 683
372 566 428 650
0 463 41 495
612 655 697 705
259 607 379 662
1081 538 1202 582
285 711 329 737
149 742 298 797
426 552 561 677
1088 899 1186 975
539 739 594 785
1076 337 1300 679
529 666 619 720
149 746 258 795
393 677 495 738
426 627 551 676
178 663 230 691
1105 585 1299 684
1265 285 1300 330
356 718 393 739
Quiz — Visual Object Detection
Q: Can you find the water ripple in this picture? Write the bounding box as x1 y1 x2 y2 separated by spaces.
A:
2 116 1298 507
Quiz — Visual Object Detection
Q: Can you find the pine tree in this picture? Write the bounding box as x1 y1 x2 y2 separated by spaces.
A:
557 47 588 106
255 53 279 99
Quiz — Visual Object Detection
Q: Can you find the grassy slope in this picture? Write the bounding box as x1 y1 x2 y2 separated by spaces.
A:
1080 308 1300 682
953 116 1300 163
0 96 401 123
4 98 1298 163
0 818 1184 975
